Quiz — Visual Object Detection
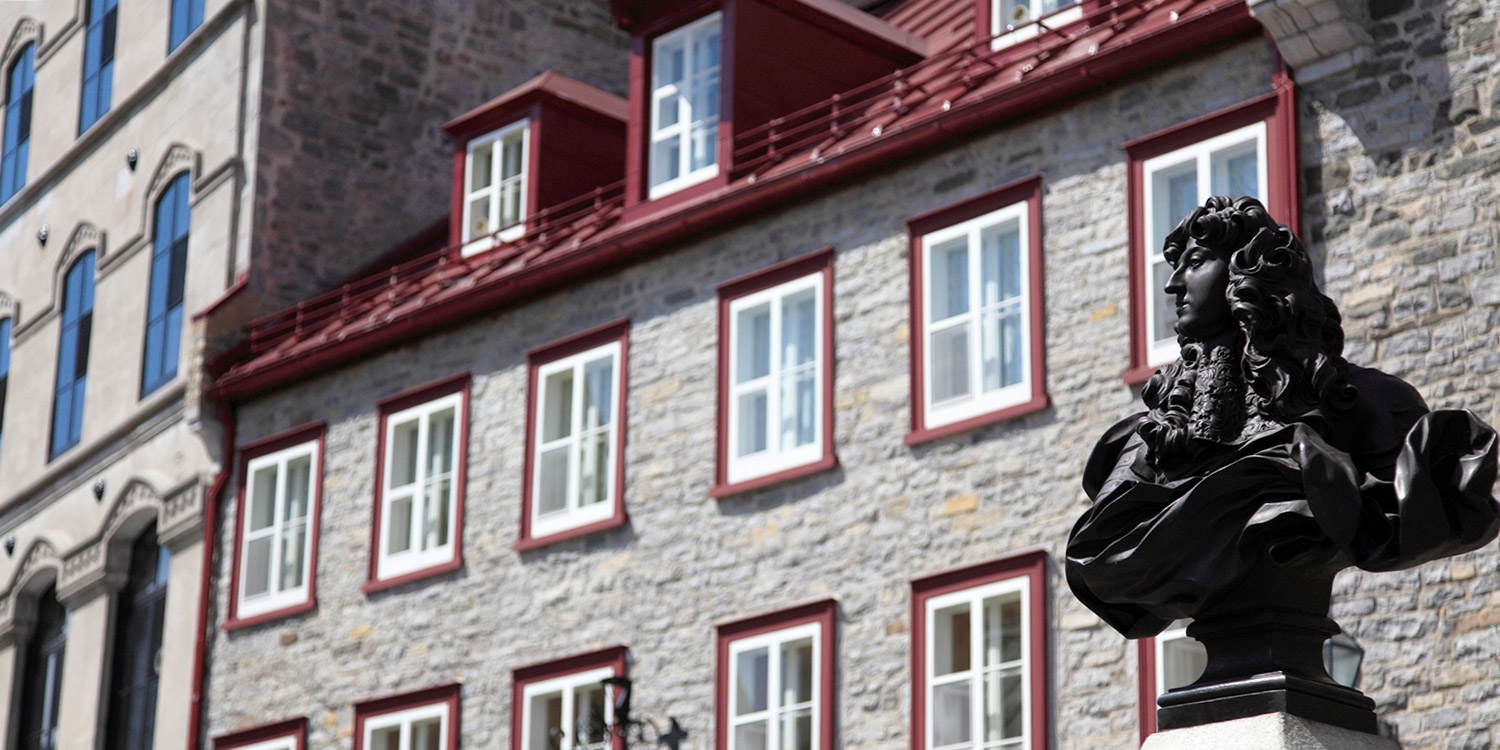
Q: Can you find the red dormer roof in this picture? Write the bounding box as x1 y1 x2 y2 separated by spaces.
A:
209 0 1259 401
442 71 629 141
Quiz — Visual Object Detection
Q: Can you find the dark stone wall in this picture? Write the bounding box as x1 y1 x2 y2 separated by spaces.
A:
250 0 629 311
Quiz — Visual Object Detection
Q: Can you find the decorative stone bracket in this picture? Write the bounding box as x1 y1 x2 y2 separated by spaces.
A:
1247 0 1372 80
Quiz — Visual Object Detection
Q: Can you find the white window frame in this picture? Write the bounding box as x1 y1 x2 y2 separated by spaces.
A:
990 0 1082 50
726 272 825 485
923 577 1032 750
462 118 530 256
726 622 823 750
236 440 318 618
230 737 298 750
377 392 462 580
521 666 616 750
364 702 450 750
921 201 1032 429
648 12 722 199
1141 121 1267 365
530 341 622 539
1153 620 1205 697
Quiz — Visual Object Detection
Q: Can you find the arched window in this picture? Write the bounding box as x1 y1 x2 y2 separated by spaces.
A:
1 42 34 202
142 173 189 396
105 526 169 750
51 251 95 459
17 583 66 750
79 0 117 133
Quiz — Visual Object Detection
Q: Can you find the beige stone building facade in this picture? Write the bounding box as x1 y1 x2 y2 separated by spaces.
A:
0 1 625 750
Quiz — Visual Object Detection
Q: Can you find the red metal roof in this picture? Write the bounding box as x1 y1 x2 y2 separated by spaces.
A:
210 0 1257 400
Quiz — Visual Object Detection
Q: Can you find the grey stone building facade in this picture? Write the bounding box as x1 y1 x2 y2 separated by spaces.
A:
200 0 1500 750
0 1 625 750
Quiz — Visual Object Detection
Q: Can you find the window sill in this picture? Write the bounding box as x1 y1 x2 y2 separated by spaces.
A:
223 598 316 632
514 513 630 553
362 557 463 595
905 393 1051 446
710 454 838 499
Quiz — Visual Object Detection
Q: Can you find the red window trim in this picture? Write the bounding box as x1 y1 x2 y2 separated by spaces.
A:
905 174 1050 445
510 645 630 750
910 549 1049 750
622 3 732 216
353 684 463 750
714 599 837 750
515 320 631 552
448 105 543 246
1137 638 1159 741
710 248 837 498
1122 67 1298 385
364 372 471 593
212 717 308 750
224 421 326 631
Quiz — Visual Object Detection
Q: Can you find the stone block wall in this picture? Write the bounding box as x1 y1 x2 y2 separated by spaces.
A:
249 0 630 312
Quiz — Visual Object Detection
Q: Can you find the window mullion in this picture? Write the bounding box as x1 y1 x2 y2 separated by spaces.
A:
1196 152 1211 206
413 413 431 554
767 293 784 455
768 635 784 750
968 227 985 400
269 459 287 596
568 362 585 512
970 597 984 750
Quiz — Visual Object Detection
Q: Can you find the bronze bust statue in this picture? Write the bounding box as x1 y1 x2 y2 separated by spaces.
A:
1066 196 1500 733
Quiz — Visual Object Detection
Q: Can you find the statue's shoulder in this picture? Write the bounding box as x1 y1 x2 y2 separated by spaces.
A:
1340 364 1430 472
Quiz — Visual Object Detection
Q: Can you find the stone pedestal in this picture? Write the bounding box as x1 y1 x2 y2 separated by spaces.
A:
1142 713 1401 750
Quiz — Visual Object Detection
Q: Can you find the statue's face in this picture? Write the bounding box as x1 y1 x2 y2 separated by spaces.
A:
1164 239 1232 340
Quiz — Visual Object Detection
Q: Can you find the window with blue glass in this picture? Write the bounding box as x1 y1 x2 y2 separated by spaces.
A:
169 0 204 52
0 318 10 456
1 44 34 203
79 0 117 133
51 252 95 459
142 174 190 396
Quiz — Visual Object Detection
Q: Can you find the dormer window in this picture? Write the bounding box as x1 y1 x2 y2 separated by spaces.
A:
988 0 1082 49
463 119 529 251
648 12 721 198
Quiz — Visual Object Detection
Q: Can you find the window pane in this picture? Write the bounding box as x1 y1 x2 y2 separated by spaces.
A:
736 304 771 383
390 420 419 487
982 668 1023 741
469 196 492 238
249 465 277 531
931 681 972 747
1150 162 1196 251
1162 637 1207 690
930 326 970 404
930 237 969 321
539 446 569 515
576 683 607 745
501 181 523 228
244 537 271 597
737 390 768 457
690 119 716 172
413 717 443 750
582 357 613 429
781 637 814 705
654 40 684 88
279 521 306 591
471 143 493 191
980 307 1023 392
502 134 525 178
735 646 769 715
782 290 816 367
981 223 1021 306
371 725 401 750
427 407 455 476
1152 259 1175 343
780 707 812 750
734 722 767 750
531 692 563 750
423 478 451 550
543 370 574 442
657 94 680 129
387 495 413 554
933 603 970 676
651 139 680 186
284 455 312 521
578 431 609 508
780 369 815 449
983 593 1023 665
1212 143 1258 199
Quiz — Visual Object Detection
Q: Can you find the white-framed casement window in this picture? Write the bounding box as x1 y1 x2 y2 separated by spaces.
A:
365 702 449 750
1154 620 1206 697
727 272 824 485
924 577 1031 750
377 392 462 580
531 341 621 538
990 0 1081 49
225 736 298 750
522 667 614 750
648 12 721 198
727 622 822 750
237 441 317 618
1141 121 1266 364
463 119 530 254
921 201 1031 429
